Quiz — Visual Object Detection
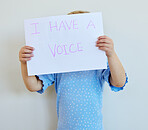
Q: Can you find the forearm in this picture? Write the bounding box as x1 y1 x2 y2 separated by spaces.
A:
21 63 42 91
96 35 126 87
108 51 126 87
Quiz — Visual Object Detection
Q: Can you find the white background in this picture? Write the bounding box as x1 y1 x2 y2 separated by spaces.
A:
0 0 148 130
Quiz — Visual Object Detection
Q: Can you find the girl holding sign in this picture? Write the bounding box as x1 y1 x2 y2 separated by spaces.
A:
19 10 128 130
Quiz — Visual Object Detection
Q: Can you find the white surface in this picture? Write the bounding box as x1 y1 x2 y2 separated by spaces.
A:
24 12 107 76
0 0 148 130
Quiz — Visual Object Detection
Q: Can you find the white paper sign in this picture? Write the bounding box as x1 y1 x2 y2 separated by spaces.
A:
24 12 107 76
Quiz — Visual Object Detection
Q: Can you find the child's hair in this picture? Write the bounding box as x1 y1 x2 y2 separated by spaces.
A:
67 10 90 15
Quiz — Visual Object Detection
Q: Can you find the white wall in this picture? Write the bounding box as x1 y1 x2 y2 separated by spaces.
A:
0 0 148 130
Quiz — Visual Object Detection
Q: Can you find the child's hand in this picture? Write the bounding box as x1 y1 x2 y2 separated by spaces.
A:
96 35 115 58
19 46 34 64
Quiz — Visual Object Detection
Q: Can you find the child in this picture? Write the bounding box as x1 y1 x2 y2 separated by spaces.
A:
19 10 128 130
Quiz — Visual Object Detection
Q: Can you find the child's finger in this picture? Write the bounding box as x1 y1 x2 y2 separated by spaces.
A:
22 53 34 58
96 39 110 44
25 46 34 50
98 36 113 42
22 49 33 54
97 35 108 39
20 57 31 62
96 43 110 48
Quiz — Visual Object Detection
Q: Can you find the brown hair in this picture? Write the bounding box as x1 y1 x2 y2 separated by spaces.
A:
67 10 90 15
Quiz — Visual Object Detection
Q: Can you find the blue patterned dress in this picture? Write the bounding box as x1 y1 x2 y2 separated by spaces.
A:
35 64 128 130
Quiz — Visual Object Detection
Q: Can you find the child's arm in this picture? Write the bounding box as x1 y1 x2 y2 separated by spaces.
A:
19 46 42 92
107 51 126 87
96 35 126 87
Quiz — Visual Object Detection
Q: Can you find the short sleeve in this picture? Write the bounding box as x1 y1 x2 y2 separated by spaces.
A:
35 74 55 94
101 63 128 92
